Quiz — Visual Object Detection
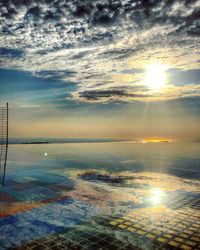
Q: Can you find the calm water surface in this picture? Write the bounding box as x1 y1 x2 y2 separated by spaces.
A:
1 142 200 250
7 142 200 178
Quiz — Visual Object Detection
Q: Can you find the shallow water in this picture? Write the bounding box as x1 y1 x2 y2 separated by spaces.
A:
0 142 200 249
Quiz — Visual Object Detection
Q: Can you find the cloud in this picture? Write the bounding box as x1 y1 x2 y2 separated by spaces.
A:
0 0 200 103
34 69 76 81
71 84 200 103
78 88 153 101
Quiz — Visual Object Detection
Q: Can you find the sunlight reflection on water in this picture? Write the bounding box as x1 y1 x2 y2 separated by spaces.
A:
1 142 199 250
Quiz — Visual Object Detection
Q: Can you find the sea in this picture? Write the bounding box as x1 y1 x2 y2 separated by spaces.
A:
6 138 200 179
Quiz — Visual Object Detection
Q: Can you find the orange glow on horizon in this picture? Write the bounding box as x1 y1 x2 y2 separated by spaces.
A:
141 138 174 143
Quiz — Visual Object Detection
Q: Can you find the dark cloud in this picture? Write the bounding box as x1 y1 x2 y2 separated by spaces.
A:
0 0 199 51
80 89 127 100
1 0 199 38
79 88 152 101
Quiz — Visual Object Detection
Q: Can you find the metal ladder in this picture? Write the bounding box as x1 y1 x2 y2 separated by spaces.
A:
0 103 8 186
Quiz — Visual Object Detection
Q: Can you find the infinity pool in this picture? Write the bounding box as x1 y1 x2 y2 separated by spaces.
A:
0 142 200 250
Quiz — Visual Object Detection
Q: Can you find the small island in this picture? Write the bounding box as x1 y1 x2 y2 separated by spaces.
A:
21 141 50 144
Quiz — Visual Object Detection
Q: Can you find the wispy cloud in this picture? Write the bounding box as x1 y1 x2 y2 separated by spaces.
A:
0 0 200 103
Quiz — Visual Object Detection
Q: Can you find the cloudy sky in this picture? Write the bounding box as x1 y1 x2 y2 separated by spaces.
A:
0 0 200 141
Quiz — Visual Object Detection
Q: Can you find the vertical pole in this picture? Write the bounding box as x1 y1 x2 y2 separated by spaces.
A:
2 103 8 187
0 108 3 164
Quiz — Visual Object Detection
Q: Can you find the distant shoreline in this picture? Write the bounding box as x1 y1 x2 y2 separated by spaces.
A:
7 138 134 145
5 138 196 145
21 142 50 144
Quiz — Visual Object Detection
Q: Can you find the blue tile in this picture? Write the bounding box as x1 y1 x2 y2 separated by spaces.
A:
0 197 100 249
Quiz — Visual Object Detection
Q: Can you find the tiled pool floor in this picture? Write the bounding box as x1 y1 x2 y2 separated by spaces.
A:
1 167 200 250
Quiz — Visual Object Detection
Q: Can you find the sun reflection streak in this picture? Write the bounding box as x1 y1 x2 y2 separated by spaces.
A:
150 189 164 205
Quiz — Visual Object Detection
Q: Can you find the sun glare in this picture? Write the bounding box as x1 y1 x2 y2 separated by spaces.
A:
144 64 167 90
150 189 164 205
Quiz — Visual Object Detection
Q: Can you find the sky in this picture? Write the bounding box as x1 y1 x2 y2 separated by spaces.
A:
0 0 200 141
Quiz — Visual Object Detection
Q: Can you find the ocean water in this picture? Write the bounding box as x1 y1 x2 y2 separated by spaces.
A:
1 142 200 249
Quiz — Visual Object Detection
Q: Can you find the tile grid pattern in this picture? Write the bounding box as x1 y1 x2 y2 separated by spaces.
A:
1 175 199 250
109 208 200 249
13 228 141 250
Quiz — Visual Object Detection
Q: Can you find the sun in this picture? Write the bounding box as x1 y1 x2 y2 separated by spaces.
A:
144 64 167 90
